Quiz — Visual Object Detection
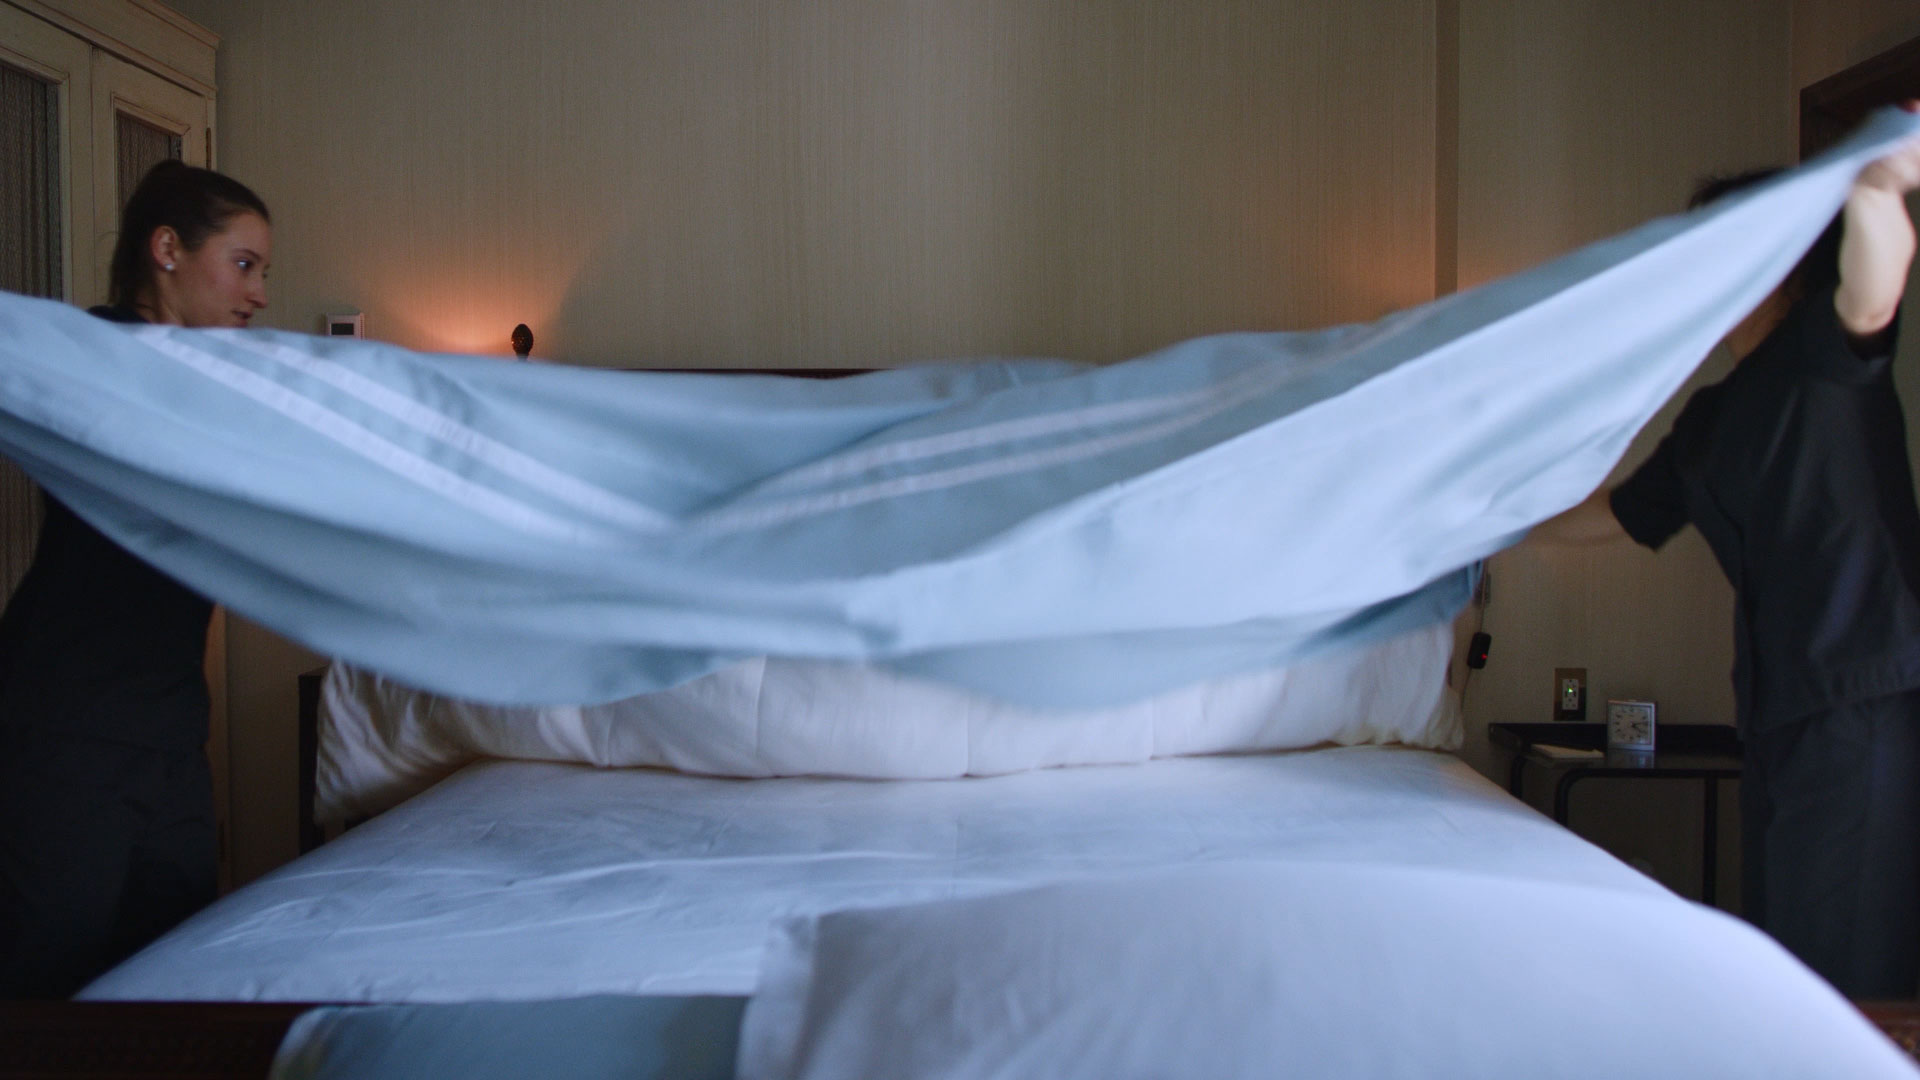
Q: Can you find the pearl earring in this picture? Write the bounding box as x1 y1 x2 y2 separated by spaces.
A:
163 262 175 271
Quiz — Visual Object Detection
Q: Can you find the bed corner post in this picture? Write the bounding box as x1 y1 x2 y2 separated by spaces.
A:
297 667 325 854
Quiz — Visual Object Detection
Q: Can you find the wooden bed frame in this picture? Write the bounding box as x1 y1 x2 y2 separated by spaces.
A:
10 41 1920 1078
0 1001 313 1078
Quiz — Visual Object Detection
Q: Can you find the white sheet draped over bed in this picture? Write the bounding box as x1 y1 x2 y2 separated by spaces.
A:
4 111 1914 708
84 747 1663 1002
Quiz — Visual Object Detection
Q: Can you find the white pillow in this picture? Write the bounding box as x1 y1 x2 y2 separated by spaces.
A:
735 863 1916 1080
317 623 1458 823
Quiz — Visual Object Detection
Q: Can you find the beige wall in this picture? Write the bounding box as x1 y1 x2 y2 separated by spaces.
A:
174 0 1439 366
166 0 1440 884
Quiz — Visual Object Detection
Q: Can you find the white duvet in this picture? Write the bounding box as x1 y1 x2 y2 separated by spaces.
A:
316 622 1457 823
90 746 1644 1003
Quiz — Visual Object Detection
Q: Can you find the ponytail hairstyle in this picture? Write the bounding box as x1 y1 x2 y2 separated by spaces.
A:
107 160 271 308
1690 168 1843 301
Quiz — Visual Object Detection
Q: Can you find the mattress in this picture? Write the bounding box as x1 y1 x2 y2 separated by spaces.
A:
84 745 1661 1003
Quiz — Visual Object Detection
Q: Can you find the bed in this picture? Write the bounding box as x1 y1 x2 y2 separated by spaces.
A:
89 746 1628 1004
35 623 1918 1079
99 622 1475 1003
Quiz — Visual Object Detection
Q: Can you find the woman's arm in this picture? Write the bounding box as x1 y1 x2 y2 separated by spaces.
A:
1835 102 1920 337
1527 487 1627 547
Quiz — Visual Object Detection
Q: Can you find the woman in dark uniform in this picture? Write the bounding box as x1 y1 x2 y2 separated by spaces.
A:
0 160 271 997
1533 108 1920 998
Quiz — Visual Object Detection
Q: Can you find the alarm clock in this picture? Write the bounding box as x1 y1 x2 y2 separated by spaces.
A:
1606 700 1657 752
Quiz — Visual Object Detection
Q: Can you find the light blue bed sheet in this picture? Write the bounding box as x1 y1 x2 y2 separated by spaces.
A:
2 110 1914 708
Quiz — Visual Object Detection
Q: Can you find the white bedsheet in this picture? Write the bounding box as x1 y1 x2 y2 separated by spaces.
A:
86 747 1662 1003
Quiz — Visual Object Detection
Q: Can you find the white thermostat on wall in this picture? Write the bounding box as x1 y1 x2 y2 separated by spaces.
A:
321 313 364 339
1606 699 1657 752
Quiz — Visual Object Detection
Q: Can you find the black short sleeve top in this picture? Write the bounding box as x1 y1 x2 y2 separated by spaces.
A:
0 306 213 749
1610 287 1920 732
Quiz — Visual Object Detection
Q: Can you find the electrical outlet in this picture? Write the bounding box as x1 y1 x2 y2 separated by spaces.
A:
1553 667 1587 721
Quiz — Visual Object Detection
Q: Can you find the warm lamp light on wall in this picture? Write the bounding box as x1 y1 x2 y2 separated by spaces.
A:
511 323 534 361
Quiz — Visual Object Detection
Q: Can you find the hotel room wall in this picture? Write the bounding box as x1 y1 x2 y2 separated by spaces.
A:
162 0 1440 885
1451 0 1790 905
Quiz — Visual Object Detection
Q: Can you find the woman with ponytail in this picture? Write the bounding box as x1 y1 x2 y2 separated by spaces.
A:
0 160 271 997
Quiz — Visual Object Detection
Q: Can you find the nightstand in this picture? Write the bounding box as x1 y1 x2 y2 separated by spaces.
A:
1488 721 1743 907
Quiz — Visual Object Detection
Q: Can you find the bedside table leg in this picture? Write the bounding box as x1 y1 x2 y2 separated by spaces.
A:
1702 778 1718 907
1553 772 1582 825
1509 752 1527 799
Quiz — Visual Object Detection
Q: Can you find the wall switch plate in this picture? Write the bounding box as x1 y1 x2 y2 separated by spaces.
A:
1553 667 1587 721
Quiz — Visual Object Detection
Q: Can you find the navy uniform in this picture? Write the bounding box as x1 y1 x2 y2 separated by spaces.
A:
1610 285 1919 998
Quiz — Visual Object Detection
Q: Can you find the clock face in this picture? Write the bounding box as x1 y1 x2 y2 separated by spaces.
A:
1607 702 1655 749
